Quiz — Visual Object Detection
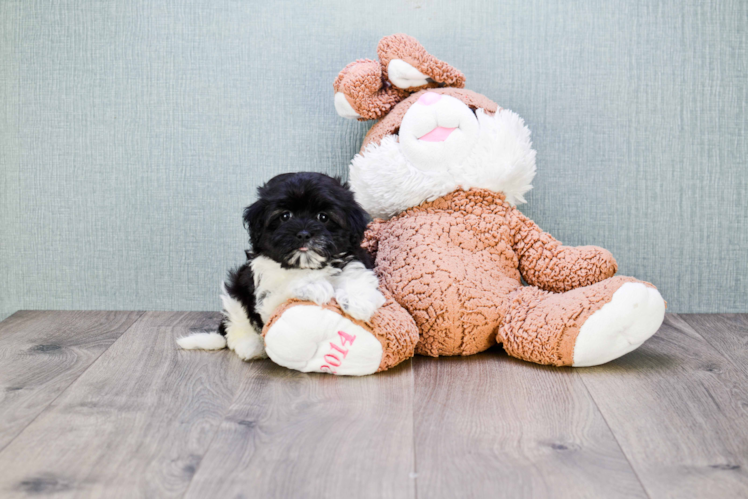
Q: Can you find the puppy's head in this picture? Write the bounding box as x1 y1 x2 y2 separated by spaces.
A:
243 172 369 269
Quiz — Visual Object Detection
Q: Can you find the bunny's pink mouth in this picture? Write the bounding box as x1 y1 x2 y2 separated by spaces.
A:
418 126 456 142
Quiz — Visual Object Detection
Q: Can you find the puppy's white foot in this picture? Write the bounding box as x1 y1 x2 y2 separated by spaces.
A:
230 334 267 361
264 305 382 376
335 288 385 322
573 283 666 367
292 280 334 305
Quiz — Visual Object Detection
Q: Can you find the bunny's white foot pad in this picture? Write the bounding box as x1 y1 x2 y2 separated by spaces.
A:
573 283 666 367
264 305 383 376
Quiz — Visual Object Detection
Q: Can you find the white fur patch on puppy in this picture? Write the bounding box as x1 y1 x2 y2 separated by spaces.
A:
573 283 666 367
231 334 266 361
288 249 326 269
291 280 335 305
221 285 267 360
175 283 266 361
251 256 339 322
177 332 227 350
332 262 385 321
251 256 385 323
335 289 383 322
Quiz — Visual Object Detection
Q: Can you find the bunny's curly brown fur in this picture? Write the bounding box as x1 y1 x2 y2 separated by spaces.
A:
333 34 466 121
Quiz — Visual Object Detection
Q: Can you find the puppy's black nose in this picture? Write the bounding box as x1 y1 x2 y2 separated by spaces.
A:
296 230 312 242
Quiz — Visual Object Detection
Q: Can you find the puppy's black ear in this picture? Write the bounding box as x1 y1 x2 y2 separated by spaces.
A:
347 203 369 248
243 199 267 252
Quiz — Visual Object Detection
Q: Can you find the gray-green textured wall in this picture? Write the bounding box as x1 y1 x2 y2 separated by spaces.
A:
1 0 746 320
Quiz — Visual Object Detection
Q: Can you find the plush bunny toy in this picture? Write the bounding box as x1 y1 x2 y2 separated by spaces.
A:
261 34 666 376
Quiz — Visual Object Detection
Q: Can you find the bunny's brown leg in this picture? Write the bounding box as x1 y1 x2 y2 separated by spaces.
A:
499 276 665 367
262 291 419 376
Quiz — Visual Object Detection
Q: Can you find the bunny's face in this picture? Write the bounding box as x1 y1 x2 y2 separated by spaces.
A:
399 92 480 173
335 35 536 220
348 90 536 220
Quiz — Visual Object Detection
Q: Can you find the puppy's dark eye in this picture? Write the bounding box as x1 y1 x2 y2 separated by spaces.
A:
280 211 292 222
317 212 328 223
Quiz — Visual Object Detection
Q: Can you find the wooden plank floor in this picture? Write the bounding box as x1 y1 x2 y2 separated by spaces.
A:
0 311 746 498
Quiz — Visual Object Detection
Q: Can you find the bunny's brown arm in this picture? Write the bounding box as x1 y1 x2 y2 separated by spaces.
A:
361 219 385 263
507 206 618 293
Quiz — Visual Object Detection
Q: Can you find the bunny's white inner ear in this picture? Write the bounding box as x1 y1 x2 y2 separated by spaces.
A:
387 59 430 89
334 92 361 119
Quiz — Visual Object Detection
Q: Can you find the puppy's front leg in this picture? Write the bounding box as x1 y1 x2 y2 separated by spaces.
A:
220 291 266 361
221 264 267 361
333 262 385 322
291 279 335 305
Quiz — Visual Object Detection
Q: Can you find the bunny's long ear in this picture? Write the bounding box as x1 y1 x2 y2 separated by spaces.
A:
333 59 408 121
377 34 465 92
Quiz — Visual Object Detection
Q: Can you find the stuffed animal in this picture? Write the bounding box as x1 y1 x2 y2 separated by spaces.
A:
261 34 666 376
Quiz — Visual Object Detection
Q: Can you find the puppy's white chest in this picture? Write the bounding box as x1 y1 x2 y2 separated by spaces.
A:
251 256 338 323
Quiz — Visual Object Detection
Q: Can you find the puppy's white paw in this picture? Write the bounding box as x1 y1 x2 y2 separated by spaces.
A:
292 280 334 305
265 305 383 376
335 288 386 322
573 283 666 367
230 333 267 361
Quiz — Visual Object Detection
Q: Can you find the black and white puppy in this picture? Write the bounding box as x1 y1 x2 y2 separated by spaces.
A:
178 172 385 360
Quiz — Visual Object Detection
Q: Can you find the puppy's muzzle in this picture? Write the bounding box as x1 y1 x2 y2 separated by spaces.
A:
296 229 313 244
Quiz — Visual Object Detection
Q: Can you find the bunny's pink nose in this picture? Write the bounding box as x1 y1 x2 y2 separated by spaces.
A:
417 92 441 106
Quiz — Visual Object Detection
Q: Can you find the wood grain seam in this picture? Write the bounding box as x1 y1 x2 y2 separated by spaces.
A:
0 311 146 455
679 314 748 378
178 377 248 499
575 370 652 498
409 358 418 499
